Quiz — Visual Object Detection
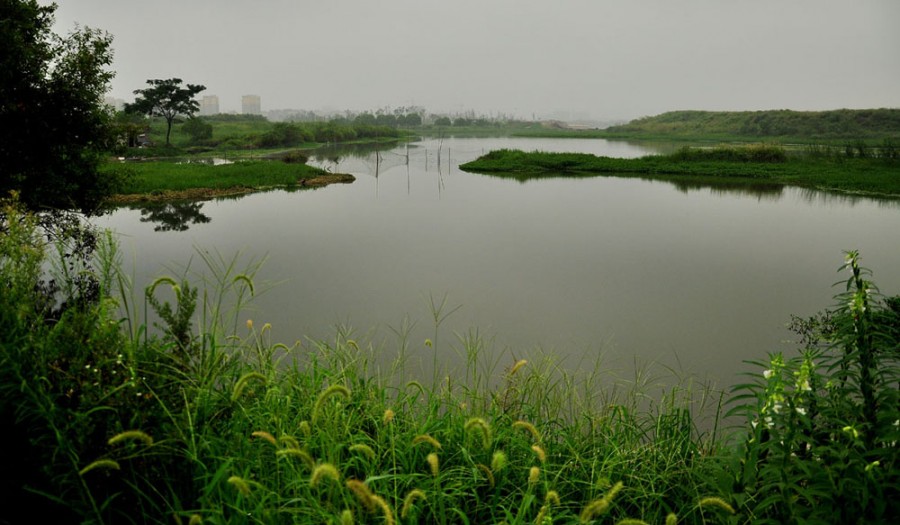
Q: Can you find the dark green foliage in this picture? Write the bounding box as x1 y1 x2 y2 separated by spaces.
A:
127 78 206 146
460 148 900 197
726 252 900 523
668 144 787 163
181 116 213 143
0 0 117 212
257 122 314 148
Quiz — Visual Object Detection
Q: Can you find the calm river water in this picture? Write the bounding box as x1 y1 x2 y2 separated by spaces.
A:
97 137 900 389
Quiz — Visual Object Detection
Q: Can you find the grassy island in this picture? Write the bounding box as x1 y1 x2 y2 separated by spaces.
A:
101 158 354 204
459 144 900 197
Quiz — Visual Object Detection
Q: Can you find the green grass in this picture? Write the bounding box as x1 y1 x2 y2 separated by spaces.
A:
459 146 900 197
102 159 331 196
602 109 900 142
2 196 898 524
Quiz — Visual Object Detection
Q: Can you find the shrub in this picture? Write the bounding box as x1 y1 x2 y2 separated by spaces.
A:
727 251 900 523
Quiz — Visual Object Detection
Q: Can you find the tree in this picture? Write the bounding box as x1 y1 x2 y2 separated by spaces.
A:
127 78 205 146
0 0 116 212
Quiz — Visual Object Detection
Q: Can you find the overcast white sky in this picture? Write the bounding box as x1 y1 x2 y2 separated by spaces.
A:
50 0 900 120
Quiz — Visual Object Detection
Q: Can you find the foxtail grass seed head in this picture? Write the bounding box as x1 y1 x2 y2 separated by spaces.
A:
227 475 252 496
665 513 678 525
346 479 376 511
276 448 314 468
545 490 561 506
616 520 650 525
579 498 610 523
412 434 442 450
401 489 427 519
465 417 492 449
311 384 351 425
531 444 547 463
299 421 311 437
250 430 276 446
347 339 359 350
108 430 153 447
370 495 395 525
528 466 541 484
476 463 496 487
427 452 440 477
509 359 528 376
231 372 266 402
349 443 376 460
310 463 341 487
188 515 203 525
233 273 255 296
513 420 541 443
425 338 432 347
340 509 354 525
405 380 426 401
246 319 253 330
147 276 177 293
383 409 395 425
491 450 508 472
279 435 300 449
580 482 624 523
78 459 120 476
698 497 735 514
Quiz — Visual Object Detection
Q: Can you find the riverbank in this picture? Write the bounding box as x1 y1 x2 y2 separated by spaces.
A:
459 147 900 197
101 158 355 204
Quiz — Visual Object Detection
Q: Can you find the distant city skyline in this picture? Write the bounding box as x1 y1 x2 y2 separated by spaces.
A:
241 95 261 115
53 1 899 121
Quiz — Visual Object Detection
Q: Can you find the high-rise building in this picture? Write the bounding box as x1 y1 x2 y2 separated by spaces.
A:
103 96 125 111
242 95 261 115
200 95 219 116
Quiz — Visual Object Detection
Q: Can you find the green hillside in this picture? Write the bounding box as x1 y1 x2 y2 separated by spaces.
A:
603 109 900 141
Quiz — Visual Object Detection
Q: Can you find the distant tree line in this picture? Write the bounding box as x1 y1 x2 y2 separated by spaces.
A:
256 122 402 148
607 109 900 140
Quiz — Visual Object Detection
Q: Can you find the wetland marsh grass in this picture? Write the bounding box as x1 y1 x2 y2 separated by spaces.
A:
460 145 900 197
103 159 328 196
2 196 897 523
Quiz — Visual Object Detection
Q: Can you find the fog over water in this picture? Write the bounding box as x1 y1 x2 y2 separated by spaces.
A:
51 0 899 120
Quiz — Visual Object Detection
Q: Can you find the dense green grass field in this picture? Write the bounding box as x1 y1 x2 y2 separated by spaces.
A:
460 145 900 197
100 159 333 199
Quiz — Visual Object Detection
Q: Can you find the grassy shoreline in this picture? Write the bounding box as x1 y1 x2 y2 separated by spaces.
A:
459 147 900 198
101 158 354 204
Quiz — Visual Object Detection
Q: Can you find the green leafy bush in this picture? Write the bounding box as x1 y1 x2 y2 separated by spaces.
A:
727 251 900 523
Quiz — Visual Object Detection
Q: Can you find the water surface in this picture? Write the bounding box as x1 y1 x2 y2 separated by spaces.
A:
98 137 900 388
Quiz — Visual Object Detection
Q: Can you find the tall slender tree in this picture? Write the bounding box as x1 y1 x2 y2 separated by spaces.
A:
127 78 205 146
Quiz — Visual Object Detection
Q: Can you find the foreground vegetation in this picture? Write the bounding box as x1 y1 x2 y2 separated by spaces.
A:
460 144 900 197
2 197 898 523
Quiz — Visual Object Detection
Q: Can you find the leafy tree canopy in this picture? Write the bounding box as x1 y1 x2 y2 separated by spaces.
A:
0 0 116 212
127 78 205 146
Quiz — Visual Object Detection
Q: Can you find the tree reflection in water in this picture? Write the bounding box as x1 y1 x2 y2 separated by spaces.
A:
137 201 211 231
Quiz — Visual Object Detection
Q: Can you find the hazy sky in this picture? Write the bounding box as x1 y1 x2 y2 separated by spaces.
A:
50 0 899 120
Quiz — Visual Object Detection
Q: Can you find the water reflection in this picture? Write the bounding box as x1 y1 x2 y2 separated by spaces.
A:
472 171 790 200
793 187 900 208
666 179 786 200
135 201 212 232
